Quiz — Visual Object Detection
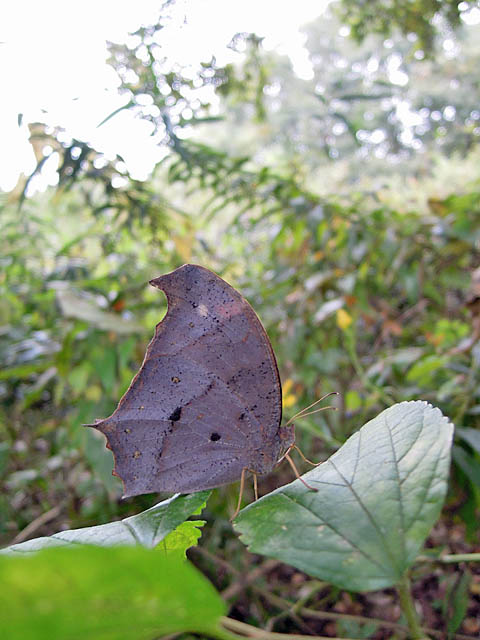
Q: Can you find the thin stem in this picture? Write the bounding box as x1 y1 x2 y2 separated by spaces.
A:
221 616 354 640
210 620 248 640
344 330 395 405
417 552 480 564
396 574 429 640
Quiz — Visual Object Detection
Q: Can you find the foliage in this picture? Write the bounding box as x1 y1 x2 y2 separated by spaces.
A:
2 0 480 636
335 0 479 53
2 492 209 556
0 402 458 639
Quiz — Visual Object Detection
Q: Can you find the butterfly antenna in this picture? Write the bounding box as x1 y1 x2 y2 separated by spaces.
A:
291 405 337 420
286 391 339 425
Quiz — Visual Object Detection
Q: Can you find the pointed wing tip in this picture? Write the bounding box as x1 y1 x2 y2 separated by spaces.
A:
83 419 106 431
83 421 101 429
149 264 203 289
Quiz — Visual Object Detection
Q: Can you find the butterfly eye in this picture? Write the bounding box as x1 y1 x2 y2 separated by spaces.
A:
210 432 221 442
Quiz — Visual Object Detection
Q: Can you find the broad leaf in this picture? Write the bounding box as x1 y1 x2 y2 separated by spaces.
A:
0 546 226 640
3 491 210 554
235 401 453 591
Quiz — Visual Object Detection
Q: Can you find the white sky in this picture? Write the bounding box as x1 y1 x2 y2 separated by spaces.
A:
0 0 328 192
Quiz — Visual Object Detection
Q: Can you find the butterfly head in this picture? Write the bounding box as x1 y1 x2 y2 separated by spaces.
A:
276 422 295 461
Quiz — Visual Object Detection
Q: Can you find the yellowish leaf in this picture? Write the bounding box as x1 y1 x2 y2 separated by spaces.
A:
282 378 297 409
336 308 353 330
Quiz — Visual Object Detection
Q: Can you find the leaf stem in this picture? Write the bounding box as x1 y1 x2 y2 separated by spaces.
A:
396 574 429 640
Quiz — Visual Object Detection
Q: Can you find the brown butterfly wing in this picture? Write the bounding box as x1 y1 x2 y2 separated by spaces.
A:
89 264 282 496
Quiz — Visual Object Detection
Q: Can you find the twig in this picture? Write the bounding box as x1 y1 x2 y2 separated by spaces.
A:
256 587 478 640
194 548 479 640
417 553 480 564
10 504 63 545
222 616 355 640
222 559 278 600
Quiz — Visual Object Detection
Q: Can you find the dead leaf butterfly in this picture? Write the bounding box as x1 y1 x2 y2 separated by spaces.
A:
88 264 335 517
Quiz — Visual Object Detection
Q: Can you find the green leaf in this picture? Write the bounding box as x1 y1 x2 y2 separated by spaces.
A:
3 492 210 554
234 402 453 592
159 520 206 558
443 570 472 634
406 355 448 385
0 546 226 640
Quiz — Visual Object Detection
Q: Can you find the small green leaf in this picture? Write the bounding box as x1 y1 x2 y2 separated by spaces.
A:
0 546 225 640
235 402 453 591
159 520 206 558
3 492 210 554
406 355 448 385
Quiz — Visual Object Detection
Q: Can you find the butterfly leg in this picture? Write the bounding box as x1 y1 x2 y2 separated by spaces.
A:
285 452 319 492
253 472 258 501
231 467 248 521
293 444 321 466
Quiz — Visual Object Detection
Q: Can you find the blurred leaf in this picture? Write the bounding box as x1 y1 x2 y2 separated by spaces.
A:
2 492 210 554
0 363 48 381
94 348 116 393
443 570 472 634
56 288 141 334
453 445 480 488
336 307 353 330
282 378 298 409
84 428 121 495
314 298 344 324
406 355 449 385
0 443 9 478
0 546 226 640
456 427 480 455
235 402 453 591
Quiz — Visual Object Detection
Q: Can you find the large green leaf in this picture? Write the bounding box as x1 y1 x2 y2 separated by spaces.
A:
234 402 453 591
0 546 226 640
3 492 210 554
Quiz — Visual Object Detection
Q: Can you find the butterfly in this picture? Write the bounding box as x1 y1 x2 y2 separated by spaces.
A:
88 264 335 517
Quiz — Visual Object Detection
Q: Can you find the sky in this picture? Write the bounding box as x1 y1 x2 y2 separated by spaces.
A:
0 0 328 192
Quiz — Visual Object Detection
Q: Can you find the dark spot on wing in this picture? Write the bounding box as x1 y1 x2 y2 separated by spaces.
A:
168 406 182 422
210 432 221 442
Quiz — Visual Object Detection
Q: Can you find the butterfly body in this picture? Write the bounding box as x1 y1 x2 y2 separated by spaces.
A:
90 264 291 497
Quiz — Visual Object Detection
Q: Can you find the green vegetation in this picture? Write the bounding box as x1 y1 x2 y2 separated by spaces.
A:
1 1 480 637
